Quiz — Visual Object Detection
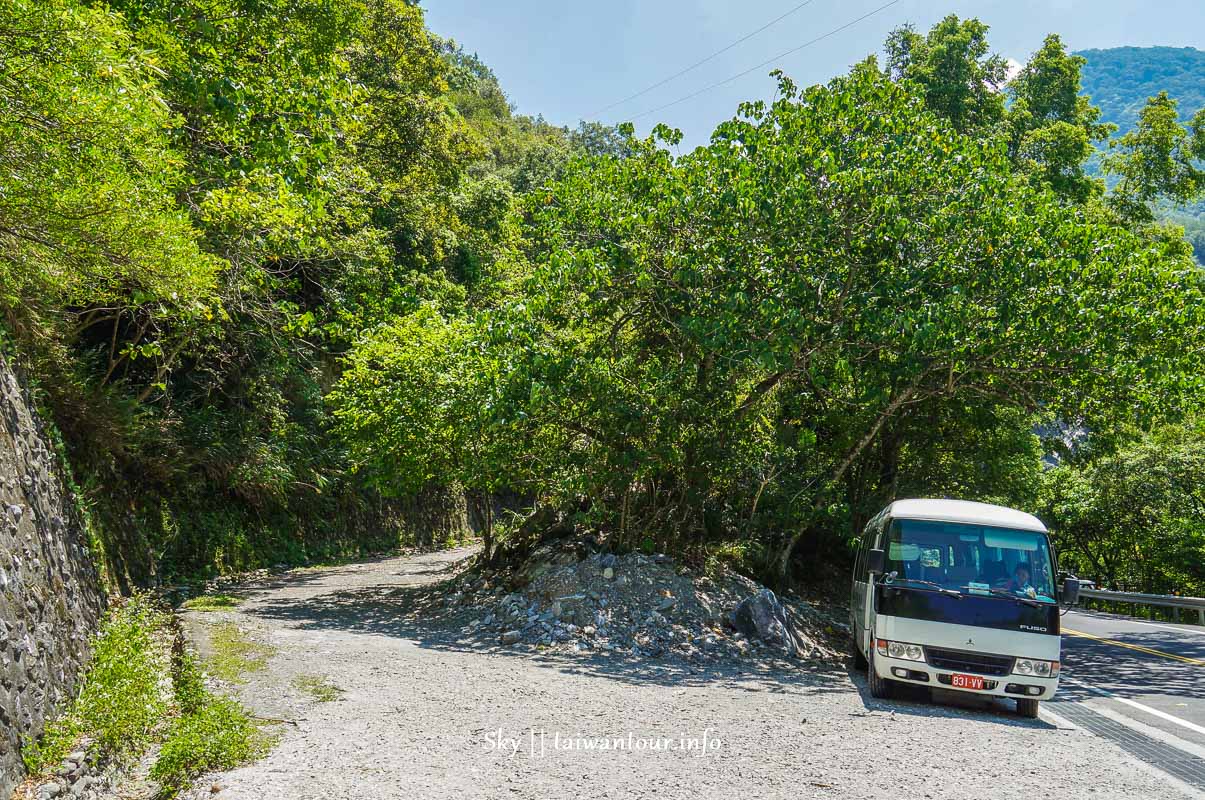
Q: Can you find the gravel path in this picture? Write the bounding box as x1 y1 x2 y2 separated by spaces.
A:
182 547 1195 800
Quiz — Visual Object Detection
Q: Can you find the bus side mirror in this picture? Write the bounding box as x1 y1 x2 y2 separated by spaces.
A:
1061 577 1081 606
867 549 885 576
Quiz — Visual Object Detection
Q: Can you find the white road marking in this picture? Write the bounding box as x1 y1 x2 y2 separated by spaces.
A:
1061 675 1205 737
1069 612 1205 637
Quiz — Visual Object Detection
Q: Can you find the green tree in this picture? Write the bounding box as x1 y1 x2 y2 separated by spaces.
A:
1042 419 1205 594
330 308 515 559
336 67 1204 581
1 0 520 583
1007 35 1114 203
1103 91 1205 222
884 16 1008 134
0 0 219 321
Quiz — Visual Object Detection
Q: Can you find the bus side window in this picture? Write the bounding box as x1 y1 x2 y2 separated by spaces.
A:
856 517 877 580
854 528 867 580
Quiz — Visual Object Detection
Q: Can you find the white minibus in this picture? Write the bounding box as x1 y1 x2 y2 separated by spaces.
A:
850 499 1081 718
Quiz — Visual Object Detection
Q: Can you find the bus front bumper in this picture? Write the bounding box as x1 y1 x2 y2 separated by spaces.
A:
873 651 1060 700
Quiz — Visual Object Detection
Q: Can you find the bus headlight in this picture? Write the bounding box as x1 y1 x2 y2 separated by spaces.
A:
877 639 924 662
1013 658 1059 677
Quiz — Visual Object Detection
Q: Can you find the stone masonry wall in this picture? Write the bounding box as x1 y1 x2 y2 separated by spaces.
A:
0 352 105 798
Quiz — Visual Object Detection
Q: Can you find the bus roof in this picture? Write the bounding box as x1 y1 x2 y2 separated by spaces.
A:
887 499 1048 533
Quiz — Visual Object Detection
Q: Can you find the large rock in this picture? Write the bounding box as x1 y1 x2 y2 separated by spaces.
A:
730 589 802 657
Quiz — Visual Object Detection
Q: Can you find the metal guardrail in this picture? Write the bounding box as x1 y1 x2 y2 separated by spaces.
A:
1079 587 1205 625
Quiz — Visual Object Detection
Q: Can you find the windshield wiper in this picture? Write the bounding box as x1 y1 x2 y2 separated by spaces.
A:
968 587 1046 608
884 576 963 598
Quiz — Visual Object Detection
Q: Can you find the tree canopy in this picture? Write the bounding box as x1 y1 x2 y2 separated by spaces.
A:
2 2 1202 592
0 0 219 314
334 63 1205 577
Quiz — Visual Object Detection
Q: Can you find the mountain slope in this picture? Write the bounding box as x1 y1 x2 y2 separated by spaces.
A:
1077 46 1205 131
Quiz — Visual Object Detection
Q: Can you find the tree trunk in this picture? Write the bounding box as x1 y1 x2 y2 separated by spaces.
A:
481 493 493 563
775 384 919 582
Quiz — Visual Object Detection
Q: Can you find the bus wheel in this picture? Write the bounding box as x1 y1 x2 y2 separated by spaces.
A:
850 626 868 670
1016 698 1040 719
868 648 893 699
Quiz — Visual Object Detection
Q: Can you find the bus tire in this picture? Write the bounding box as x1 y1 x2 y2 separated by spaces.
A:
850 624 868 670
868 648 893 699
1016 698 1040 719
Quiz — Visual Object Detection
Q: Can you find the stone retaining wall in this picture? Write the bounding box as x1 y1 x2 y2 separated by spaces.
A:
0 352 105 797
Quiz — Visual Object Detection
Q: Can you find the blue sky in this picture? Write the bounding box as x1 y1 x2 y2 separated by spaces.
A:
421 0 1205 148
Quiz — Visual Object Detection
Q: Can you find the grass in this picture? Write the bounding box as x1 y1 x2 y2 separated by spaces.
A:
22 596 167 773
204 622 275 683
23 596 272 798
180 594 242 612
291 674 343 702
151 636 274 797
151 693 272 798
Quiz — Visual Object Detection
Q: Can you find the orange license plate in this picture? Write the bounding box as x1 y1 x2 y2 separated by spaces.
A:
950 673 986 690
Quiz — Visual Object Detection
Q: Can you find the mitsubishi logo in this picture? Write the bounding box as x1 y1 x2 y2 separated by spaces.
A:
966 638 975 647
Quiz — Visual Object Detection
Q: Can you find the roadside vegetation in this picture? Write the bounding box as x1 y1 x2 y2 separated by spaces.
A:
181 594 242 612
202 624 276 684
22 599 166 774
0 0 1201 603
21 597 267 796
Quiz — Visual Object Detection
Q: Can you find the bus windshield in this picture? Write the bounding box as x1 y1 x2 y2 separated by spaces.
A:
884 519 1057 603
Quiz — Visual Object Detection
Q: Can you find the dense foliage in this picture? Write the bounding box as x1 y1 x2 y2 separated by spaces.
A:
2 3 1202 593
0 0 609 585
0 0 219 314
335 30 1205 583
1041 420 1205 594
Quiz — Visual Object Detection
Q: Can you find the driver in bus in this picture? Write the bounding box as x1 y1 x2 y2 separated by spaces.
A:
1007 562 1035 595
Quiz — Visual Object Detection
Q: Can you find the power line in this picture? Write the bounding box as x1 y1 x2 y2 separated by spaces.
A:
586 0 821 119
627 0 901 122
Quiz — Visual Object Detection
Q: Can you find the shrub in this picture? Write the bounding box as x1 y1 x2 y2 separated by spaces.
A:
23 596 167 773
151 694 266 798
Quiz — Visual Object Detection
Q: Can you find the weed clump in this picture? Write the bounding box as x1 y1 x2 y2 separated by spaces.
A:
22 596 166 773
180 594 242 612
21 595 268 797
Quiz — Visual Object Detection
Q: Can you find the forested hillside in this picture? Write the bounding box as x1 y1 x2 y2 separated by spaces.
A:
1078 46 1205 262
0 0 612 587
1 3 1202 597
1078 46 1205 132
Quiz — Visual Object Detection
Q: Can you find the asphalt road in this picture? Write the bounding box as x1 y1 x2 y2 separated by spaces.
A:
1048 608 1205 794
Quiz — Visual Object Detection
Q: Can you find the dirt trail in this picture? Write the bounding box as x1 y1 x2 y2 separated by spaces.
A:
182 547 1194 800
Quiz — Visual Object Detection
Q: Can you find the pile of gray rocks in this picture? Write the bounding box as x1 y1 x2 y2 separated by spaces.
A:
446 541 845 665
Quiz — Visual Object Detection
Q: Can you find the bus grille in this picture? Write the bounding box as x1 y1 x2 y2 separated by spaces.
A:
925 648 1014 676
